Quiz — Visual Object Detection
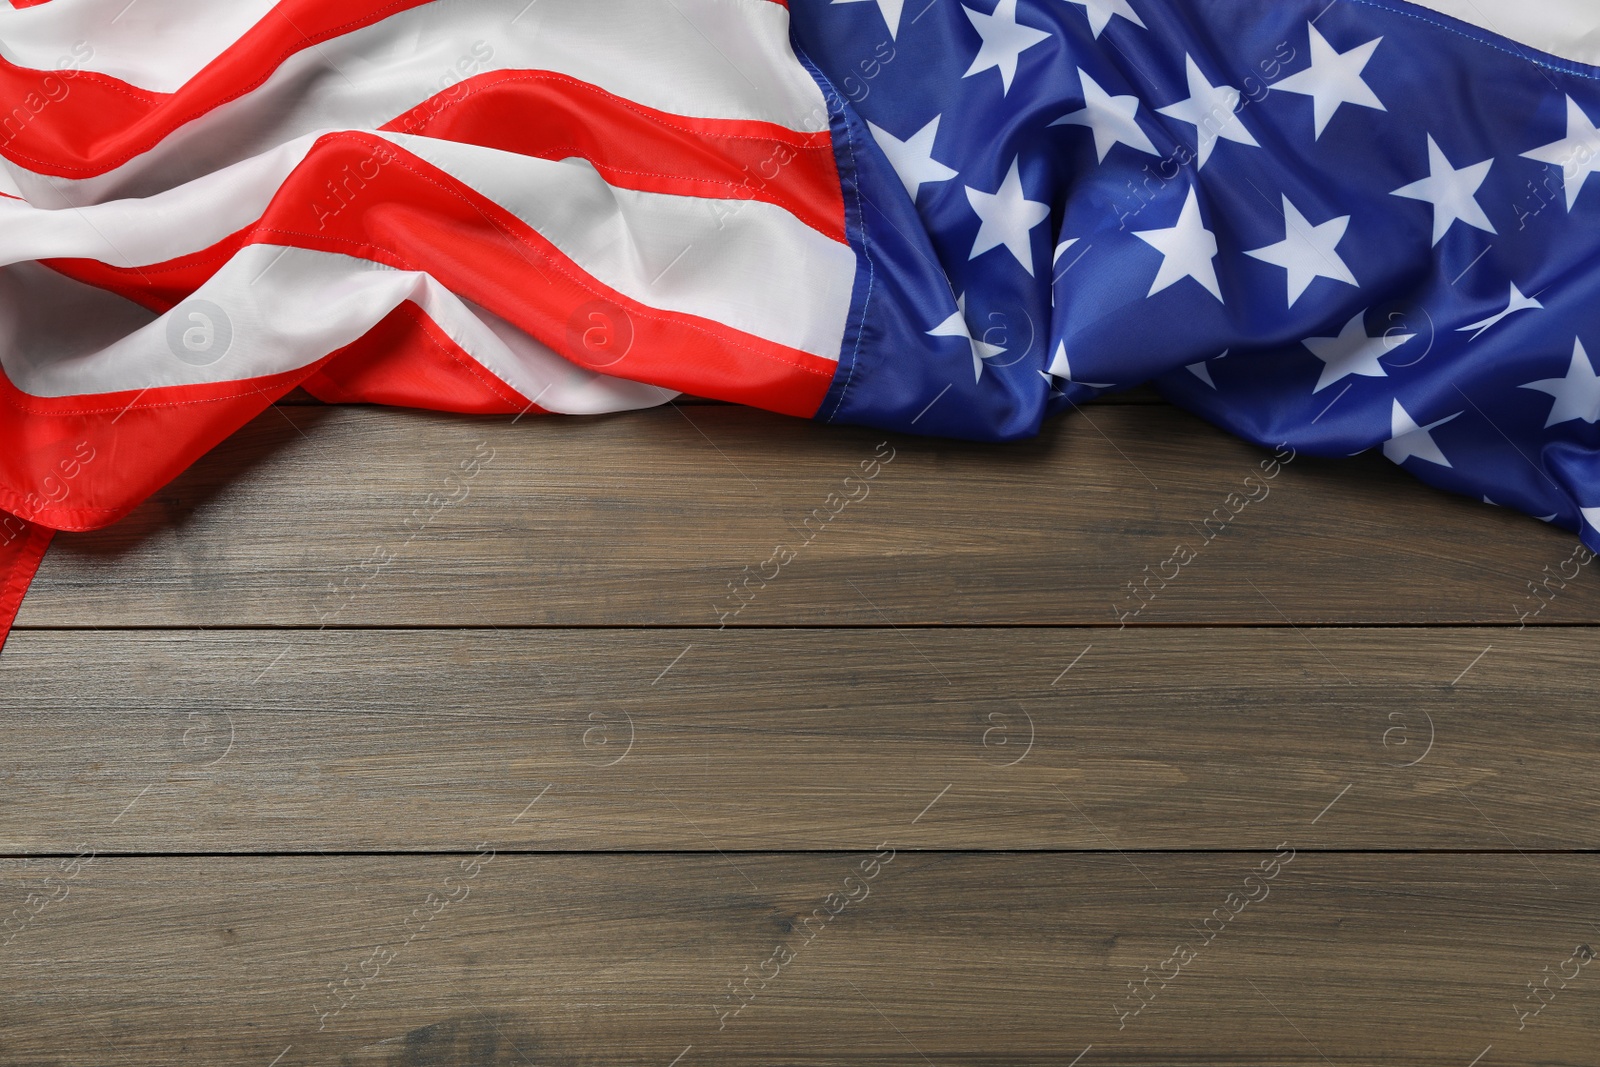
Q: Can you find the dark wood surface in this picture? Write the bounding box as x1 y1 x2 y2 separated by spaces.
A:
2 855 1596 1066
3 398 1596 1065
20 404 1598 628
1 627 1597 852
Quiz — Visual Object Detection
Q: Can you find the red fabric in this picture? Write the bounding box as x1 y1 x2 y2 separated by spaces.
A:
0 297 549 644
380 69 845 243
284 134 840 416
0 516 52 654
0 0 797 179
45 72 845 312
39 132 837 419
0 0 832 645
3 134 833 534
303 301 540 415
0 0 437 177
0 358 333 532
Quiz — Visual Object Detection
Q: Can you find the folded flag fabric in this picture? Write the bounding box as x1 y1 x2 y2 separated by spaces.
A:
1 0 1599 646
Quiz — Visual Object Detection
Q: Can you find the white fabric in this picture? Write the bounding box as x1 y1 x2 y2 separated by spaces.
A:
0 0 279 88
0 130 855 361
5 0 829 207
394 134 857 360
0 245 677 414
1402 0 1600 67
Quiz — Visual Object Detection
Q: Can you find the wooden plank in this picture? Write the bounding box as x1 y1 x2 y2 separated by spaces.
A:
0 854 1593 1065
2 626 1595 852
19 405 1598 627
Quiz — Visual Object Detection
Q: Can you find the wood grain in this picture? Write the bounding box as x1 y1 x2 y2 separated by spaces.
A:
11 396 1599 1066
1 627 1594 852
18 404 1599 628
0 854 1594 1066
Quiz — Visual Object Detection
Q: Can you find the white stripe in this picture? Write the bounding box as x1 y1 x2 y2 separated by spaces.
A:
0 0 279 88
0 135 324 265
0 244 674 415
392 135 856 360
434 294 679 415
0 0 825 207
0 133 855 361
0 0 818 113
1400 0 1600 66
8 0 828 207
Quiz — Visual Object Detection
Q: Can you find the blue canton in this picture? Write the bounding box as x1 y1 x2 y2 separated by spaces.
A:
792 0 1600 547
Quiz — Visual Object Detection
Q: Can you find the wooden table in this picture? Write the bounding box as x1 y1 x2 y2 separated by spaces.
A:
2 392 1596 1064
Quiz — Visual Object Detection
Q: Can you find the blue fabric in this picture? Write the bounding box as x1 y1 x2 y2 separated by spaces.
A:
793 0 1600 548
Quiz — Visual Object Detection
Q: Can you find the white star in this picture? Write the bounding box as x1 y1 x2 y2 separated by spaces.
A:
1187 349 1227 388
869 117 959 202
962 0 1051 96
1391 135 1496 245
832 0 906 39
1050 69 1157 162
1156 55 1259 169
1050 239 1084 298
1133 187 1222 301
1041 341 1114 389
1383 399 1459 468
1583 506 1600 533
928 293 1007 382
1521 338 1600 427
1245 196 1358 306
966 157 1051 275
1271 24 1385 139
1302 310 1410 394
1061 0 1144 38
1521 95 1600 212
1458 282 1542 341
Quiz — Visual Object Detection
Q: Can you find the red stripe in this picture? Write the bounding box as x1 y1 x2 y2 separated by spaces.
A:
381 70 845 243
0 516 51 655
8 133 837 528
0 294 538 530
45 225 256 312
302 300 538 415
0 0 437 177
0 356 326 532
42 132 839 413
46 73 848 301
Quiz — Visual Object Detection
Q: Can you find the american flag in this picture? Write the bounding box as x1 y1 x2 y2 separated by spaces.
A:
1 0 1598 645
